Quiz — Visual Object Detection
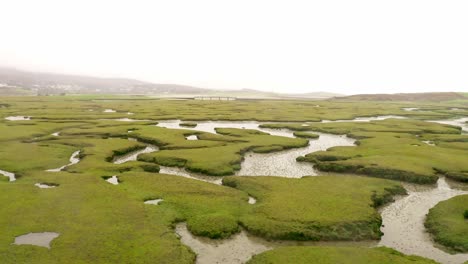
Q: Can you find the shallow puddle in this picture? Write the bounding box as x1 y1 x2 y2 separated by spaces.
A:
34 183 57 189
248 197 257 204
422 141 435 146
379 178 468 264
103 109 116 113
14 232 59 249
175 223 375 264
0 169 16 182
402 107 420 111
106 175 119 185
113 145 159 164
46 151 81 172
185 135 198 140
144 199 163 205
51 132 60 137
5 116 31 121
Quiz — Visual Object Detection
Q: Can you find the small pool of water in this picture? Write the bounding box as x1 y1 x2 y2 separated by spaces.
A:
248 197 257 204
0 169 16 182
14 232 60 249
5 116 31 121
144 199 163 205
422 141 435 146
185 135 198 140
106 176 119 185
35 183 57 189
103 109 116 113
402 107 420 111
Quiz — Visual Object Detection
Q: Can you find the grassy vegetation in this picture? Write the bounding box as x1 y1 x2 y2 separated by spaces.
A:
223 176 405 241
0 172 196 263
293 131 320 138
0 96 467 262
264 119 468 183
179 122 197 128
425 195 468 252
2 95 466 122
248 246 438 264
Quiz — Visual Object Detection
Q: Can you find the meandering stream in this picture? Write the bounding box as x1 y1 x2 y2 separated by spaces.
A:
112 117 468 264
175 223 375 264
379 178 468 264
46 151 81 172
156 120 355 178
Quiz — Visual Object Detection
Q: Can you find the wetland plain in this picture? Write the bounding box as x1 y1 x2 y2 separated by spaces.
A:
0 95 467 264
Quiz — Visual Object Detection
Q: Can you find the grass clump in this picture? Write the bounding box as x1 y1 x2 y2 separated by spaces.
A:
179 122 197 128
293 131 320 139
248 246 438 264
140 164 160 173
223 175 405 241
425 194 468 252
187 213 239 239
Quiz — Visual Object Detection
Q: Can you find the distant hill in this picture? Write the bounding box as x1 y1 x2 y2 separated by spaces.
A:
336 92 466 102
284 91 344 99
0 67 341 99
0 67 210 95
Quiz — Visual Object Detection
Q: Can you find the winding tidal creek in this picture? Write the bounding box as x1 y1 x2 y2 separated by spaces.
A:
379 178 468 264
114 118 468 264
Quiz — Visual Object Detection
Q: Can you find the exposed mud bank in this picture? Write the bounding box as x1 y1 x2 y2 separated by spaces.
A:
379 178 468 264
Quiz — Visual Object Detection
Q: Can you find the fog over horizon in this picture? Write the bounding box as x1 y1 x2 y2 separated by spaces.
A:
1 0 468 94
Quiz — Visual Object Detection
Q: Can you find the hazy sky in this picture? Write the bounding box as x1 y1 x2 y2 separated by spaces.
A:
1 0 468 94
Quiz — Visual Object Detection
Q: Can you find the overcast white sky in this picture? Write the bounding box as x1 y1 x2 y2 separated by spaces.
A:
1 0 467 94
